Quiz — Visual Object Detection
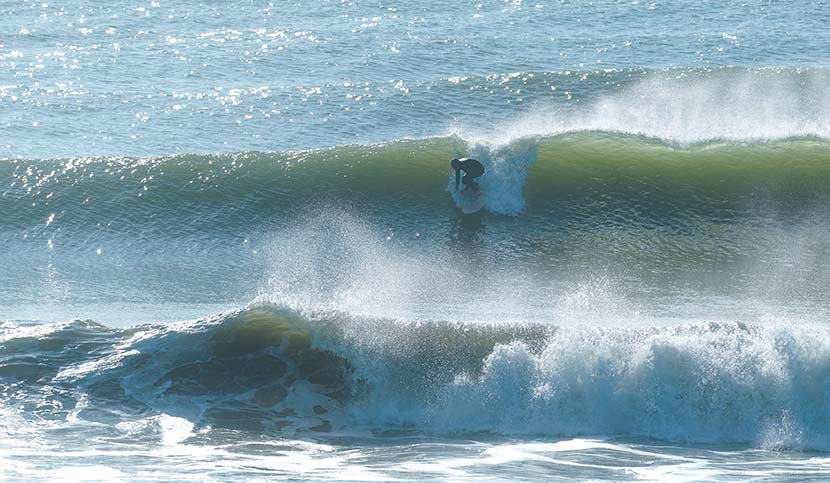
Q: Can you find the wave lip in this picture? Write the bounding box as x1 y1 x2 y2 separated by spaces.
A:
455 67 830 148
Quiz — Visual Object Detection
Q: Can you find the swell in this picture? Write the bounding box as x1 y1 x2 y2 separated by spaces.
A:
4 133 829 315
2 133 830 234
2 305 830 450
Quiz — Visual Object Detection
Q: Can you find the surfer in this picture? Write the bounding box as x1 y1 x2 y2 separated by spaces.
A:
451 158 484 192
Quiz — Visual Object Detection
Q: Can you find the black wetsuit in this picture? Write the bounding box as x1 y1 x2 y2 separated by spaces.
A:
455 158 485 191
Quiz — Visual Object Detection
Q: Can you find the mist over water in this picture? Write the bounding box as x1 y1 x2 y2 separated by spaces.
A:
4 0 830 481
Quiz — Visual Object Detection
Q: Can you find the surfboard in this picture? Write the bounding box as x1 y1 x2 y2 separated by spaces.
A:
460 188 485 214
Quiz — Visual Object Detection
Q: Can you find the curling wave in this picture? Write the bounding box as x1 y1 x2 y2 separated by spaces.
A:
3 305 830 450
3 132 830 227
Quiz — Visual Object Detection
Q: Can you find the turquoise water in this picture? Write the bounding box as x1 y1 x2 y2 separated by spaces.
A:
4 1 830 481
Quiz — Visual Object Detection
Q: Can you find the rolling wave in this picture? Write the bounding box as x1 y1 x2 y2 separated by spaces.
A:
3 305 830 449
3 132 830 228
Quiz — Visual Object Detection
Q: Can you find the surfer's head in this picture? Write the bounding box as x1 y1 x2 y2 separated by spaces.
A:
451 158 461 170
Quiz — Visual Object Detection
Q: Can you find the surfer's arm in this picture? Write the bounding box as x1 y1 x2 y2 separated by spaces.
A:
454 168 460 191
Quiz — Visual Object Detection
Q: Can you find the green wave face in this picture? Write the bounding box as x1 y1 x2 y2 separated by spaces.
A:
4 133 830 221
2 134 830 322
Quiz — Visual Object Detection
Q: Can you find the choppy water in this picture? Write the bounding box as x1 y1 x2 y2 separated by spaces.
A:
4 1 830 481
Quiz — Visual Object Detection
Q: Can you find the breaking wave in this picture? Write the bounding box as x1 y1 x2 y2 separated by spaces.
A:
3 305 830 450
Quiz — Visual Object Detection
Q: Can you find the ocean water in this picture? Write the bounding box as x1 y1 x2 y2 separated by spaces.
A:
4 1 830 481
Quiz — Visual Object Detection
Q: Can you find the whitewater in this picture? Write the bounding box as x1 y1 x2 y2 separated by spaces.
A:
4 1 830 482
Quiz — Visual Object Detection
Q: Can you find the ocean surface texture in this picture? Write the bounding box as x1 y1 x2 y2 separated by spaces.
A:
4 1 830 481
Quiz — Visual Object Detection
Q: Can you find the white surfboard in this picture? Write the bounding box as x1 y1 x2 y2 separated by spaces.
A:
460 189 485 214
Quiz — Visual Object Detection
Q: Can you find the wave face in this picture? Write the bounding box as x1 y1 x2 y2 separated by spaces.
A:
3 305 830 450
5 133 830 223
4 132 830 323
